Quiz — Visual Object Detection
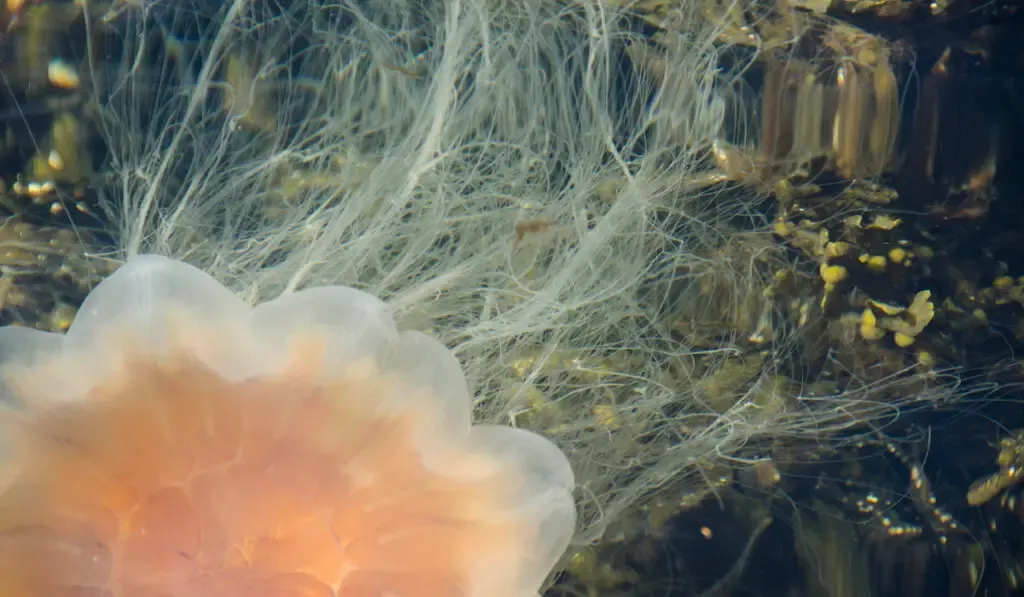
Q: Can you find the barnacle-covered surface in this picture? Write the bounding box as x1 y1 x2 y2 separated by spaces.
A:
1 0 1024 595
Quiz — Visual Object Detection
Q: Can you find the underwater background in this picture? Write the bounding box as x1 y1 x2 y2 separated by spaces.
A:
1 0 1023 595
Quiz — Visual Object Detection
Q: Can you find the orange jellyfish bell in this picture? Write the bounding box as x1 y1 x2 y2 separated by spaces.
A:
0 255 576 597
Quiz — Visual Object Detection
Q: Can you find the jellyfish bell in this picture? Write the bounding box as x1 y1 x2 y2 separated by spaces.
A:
0 255 576 597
